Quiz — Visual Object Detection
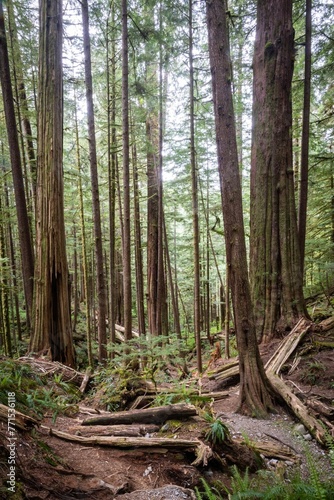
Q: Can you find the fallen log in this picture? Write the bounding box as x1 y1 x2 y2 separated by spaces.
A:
265 318 311 374
266 373 327 445
0 404 39 431
81 403 198 426
234 437 298 462
79 367 92 394
210 364 239 382
69 423 160 437
208 359 239 379
129 391 229 410
304 398 334 421
42 426 200 450
17 357 85 386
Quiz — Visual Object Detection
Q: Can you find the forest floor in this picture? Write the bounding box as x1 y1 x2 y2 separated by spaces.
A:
1 324 334 499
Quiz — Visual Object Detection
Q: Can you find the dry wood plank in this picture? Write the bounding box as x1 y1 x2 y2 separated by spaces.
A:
69 423 160 437
81 403 197 426
265 318 311 374
266 373 327 445
0 404 39 430
42 426 200 450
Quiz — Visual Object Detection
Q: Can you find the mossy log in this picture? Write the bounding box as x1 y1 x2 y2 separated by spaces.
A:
81 403 198 426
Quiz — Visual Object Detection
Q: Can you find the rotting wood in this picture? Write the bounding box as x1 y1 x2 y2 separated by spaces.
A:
0 404 38 430
42 426 200 449
79 367 92 393
69 423 160 437
234 437 298 462
209 364 239 382
265 318 311 374
81 403 198 426
78 406 112 415
129 391 229 410
17 357 85 385
266 372 327 444
115 323 139 338
304 398 334 421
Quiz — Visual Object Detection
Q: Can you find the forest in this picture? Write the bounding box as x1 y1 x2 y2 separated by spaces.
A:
0 0 334 498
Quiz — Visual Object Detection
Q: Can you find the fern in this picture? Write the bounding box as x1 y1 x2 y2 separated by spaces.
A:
195 478 224 500
304 445 327 500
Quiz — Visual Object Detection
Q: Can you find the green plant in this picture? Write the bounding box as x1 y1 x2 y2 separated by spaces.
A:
203 412 230 445
195 478 225 500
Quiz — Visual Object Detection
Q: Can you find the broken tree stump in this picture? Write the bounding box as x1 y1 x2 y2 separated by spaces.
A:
81 403 198 426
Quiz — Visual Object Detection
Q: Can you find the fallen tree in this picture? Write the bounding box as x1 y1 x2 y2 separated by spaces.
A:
69 423 160 437
0 404 39 430
208 318 333 445
81 403 198 426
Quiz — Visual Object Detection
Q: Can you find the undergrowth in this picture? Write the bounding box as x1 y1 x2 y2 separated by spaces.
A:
195 437 334 500
0 359 81 421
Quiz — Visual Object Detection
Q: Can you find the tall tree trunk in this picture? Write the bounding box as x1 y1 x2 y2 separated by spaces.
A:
122 0 132 342
30 0 75 367
81 0 107 361
146 110 159 337
250 0 308 342
206 0 274 417
6 0 37 201
107 9 117 356
132 138 146 337
298 0 312 277
0 0 34 327
189 0 202 372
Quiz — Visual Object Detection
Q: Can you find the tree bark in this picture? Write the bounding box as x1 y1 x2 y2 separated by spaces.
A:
189 0 202 373
0 0 34 325
121 0 132 342
206 0 274 417
81 403 197 426
250 0 308 341
30 0 75 367
298 0 312 276
81 0 107 362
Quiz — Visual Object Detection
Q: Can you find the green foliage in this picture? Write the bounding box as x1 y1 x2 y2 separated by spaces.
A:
0 360 81 421
195 478 225 500
301 360 326 385
203 412 230 446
